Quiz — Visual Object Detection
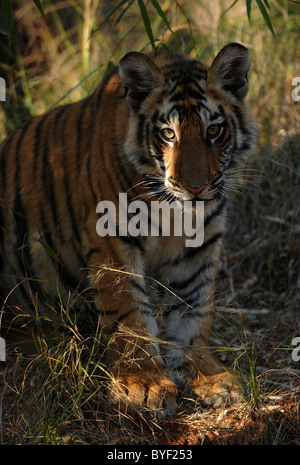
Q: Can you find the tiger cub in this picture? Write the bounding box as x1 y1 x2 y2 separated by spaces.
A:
0 43 258 416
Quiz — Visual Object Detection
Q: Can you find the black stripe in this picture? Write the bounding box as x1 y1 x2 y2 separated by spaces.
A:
209 111 221 121
179 275 213 302
53 104 70 128
171 232 222 266
169 260 214 291
111 308 136 332
169 90 187 102
240 140 251 151
218 104 226 119
53 105 87 269
100 308 119 316
0 131 16 191
137 114 146 146
113 144 140 201
233 104 250 136
128 277 146 295
59 106 83 246
151 141 164 161
95 106 138 208
204 197 226 228
117 234 145 253
85 143 98 209
85 69 119 208
196 231 222 253
151 109 159 123
33 113 49 167
85 247 102 263
158 113 167 124
187 88 205 100
163 334 183 343
13 192 31 274
228 114 237 153
75 97 91 169
41 127 60 239
41 214 79 290
139 301 152 312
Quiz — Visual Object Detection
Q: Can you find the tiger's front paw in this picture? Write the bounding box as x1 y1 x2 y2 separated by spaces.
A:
109 372 178 418
190 372 241 408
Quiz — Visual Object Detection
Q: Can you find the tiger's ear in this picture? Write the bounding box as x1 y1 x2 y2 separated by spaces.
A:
119 52 164 111
208 43 250 100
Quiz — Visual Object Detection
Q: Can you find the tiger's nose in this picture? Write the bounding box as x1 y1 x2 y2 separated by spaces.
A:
184 184 208 195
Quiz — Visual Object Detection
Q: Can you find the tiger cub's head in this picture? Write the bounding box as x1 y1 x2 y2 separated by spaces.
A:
118 43 258 202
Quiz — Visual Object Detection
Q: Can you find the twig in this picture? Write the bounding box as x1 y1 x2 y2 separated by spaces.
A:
215 306 270 315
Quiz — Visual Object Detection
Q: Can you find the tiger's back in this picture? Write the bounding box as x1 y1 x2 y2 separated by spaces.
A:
0 69 125 301
0 45 258 416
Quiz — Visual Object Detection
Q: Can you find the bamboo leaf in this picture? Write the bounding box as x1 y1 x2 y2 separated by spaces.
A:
246 0 252 22
33 0 45 19
92 0 131 34
138 0 156 49
115 0 135 25
150 0 173 33
0 0 12 44
0 8 9 35
262 0 271 10
140 38 160 51
255 0 275 36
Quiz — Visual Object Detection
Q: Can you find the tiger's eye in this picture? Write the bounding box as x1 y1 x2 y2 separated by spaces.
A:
161 128 176 141
207 125 223 140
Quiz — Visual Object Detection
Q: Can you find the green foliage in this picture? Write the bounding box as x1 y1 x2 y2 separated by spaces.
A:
32 0 45 19
0 0 12 44
91 0 172 49
1 0 299 50
253 0 275 36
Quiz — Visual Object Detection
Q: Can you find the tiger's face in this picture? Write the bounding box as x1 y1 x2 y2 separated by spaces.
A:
119 44 258 203
146 88 233 202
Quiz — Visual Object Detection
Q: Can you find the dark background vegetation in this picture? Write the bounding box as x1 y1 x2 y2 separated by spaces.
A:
0 0 299 445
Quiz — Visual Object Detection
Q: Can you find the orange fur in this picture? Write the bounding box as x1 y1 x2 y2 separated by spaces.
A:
0 45 258 416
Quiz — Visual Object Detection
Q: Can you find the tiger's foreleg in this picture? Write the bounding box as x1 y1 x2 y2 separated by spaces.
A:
87 251 177 417
181 312 241 407
161 293 241 408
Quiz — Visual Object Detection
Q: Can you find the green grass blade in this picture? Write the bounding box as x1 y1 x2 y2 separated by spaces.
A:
138 0 156 49
40 241 63 266
150 0 173 33
116 0 136 25
246 0 252 22
0 8 9 36
1 0 12 45
92 0 131 35
33 0 45 19
262 0 271 10
255 0 275 36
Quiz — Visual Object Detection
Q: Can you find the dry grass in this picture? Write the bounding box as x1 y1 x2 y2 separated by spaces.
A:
1 0 300 446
